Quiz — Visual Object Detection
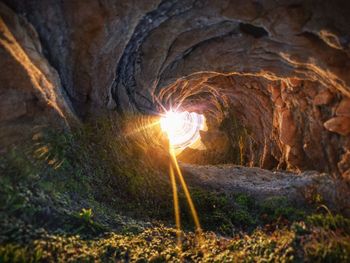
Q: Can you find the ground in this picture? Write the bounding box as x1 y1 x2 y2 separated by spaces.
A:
0 120 349 262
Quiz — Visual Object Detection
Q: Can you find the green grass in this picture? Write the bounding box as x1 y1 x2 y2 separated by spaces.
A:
0 115 349 262
1 220 349 263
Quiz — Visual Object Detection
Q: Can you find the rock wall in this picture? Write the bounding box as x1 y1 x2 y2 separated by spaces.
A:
1 0 350 178
0 3 76 152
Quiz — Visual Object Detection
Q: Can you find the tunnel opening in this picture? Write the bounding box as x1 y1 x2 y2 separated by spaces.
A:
2 1 350 261
152 72 347 176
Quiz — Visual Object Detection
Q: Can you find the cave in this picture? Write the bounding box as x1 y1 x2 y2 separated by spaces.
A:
1 0 350 261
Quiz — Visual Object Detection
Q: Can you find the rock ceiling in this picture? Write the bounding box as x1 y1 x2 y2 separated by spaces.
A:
1 0 350 179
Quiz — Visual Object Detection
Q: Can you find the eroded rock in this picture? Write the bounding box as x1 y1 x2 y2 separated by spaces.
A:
181 163 349 214
1 0 350 179
279 109 297 146
324 116 350 136
336 97 350 117
0 3 77 151
313 89 334 105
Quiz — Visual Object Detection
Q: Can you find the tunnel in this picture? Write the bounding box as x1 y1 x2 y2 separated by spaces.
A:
1 0 350 261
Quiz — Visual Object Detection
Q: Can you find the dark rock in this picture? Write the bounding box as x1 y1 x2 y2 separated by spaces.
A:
1 0 350 178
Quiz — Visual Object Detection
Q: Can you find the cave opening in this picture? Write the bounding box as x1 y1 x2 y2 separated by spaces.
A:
148 71 348 178
1 0 350 261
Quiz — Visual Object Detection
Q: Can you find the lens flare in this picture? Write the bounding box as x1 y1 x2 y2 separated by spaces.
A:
160 111 206 151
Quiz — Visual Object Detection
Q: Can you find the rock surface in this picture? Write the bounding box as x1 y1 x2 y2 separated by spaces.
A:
0 3 77 152
324 116 350 136
1 0 350 179
181 163 349 214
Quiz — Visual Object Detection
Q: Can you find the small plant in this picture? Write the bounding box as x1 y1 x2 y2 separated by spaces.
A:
1 114 349 262
70 208 105 235
79 208 94 225
306 213 350 234
231 209 257 227
260 196 305 223
0 244 42 263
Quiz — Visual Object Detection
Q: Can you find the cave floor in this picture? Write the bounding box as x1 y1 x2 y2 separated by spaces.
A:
182 163 338 209
1 145 349 262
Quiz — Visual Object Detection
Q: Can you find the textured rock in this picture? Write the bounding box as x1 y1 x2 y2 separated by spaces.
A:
1 0 350 178
182 163 348 214
3 0 161 117
0 3 77 151
313 89 334 105
324 116 350 136
336 97 350 117
279 109 297 146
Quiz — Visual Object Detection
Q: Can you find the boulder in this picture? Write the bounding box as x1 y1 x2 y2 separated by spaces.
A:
324 116 350 136
336 97 350 117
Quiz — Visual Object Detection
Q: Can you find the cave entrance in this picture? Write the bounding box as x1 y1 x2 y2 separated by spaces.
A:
156 73 277 168
160 110 207 155
155 71 343 175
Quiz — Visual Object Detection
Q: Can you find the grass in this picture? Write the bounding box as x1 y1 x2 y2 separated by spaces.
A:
0 115 349 262
1 221 349 262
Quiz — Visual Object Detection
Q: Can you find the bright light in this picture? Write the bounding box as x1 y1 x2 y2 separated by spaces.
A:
160 110 206 151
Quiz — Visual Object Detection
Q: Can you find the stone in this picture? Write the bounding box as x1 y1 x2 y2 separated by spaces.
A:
279 109 297 146
343 169 350 182
338 151 350 174
288 78 302 87
324 116 350 136
1 0 350 177
336 97 350 117
0 90 28 122
181 163 343 212
0 3 77 150
313 89 334 105
270 85 280 102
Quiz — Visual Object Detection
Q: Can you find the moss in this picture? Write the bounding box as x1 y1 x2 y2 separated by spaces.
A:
260 196 306 223
235 193 254 208
306 213 350 234
2 222 348 263
1 116 349 262
302 229 350 262
0 244 43 263
231 209 257 227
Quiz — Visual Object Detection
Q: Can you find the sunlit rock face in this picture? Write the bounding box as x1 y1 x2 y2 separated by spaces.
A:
1 0 350 178
0 3 76 152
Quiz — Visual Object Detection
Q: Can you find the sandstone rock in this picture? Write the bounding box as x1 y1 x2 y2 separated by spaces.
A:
279 109 297 146
319 30 343 50
338 151 350 174
0 90 28 122
2 0 350 177
0 3 77 150
275 97 285 108
270 85 280 102
336 97 350 117
313 89 334 105
288 78 302 87
181 163 344 212
343 169 350 181
324 116 350 136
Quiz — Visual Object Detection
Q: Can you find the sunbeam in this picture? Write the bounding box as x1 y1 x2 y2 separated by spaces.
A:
169 163 182 252
169 146 203 246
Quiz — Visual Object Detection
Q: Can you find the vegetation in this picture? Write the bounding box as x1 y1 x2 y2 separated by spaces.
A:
0 116 349 262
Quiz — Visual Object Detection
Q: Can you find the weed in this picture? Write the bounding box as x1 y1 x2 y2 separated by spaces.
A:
1 115 349 262
260 196 305 223
307 213 350 234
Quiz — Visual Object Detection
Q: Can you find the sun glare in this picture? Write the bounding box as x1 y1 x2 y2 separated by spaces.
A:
160 110 206 151
159 109 205 247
